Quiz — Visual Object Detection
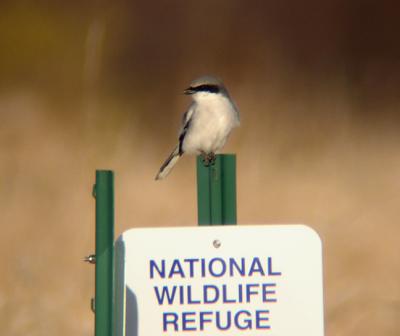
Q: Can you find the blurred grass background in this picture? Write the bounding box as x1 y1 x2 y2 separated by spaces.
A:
1 0 399 335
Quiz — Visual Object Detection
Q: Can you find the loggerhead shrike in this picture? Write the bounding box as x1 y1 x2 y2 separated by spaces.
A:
155 75 240 180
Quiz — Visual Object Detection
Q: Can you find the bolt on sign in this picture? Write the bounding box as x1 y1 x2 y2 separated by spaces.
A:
114 225 324 336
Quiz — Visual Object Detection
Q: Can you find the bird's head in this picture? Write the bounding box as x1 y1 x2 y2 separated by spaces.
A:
184 75 228 101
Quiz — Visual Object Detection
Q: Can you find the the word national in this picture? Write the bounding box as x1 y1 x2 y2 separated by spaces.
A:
149 257 282 279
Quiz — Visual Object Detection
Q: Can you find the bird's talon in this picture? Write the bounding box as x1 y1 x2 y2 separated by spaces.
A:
209 152 216 165
201 152 216 167
202 158 210 167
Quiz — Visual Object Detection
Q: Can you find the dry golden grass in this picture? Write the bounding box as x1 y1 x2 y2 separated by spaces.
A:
1 81 399 335
1 2 400 334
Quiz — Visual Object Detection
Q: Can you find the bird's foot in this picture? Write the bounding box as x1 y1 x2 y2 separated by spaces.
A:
202 152 216 167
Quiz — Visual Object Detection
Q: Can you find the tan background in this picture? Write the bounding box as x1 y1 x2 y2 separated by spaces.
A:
1 1 399 335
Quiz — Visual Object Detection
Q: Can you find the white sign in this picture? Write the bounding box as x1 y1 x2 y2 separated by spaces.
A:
115 225 324 336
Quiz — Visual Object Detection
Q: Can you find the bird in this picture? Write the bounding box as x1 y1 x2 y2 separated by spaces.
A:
155 75 240 180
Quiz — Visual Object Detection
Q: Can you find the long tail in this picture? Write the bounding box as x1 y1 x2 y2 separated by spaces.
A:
155 146 181 180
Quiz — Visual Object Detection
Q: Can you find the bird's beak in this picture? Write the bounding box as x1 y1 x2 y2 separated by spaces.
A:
184 87 194 95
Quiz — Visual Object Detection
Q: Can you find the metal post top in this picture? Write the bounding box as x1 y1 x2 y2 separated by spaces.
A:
196 153 237 226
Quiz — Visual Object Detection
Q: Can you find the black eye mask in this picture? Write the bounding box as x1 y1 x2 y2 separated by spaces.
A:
185 84 221 94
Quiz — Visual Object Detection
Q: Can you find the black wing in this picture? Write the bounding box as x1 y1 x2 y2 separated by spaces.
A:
178 106 194 155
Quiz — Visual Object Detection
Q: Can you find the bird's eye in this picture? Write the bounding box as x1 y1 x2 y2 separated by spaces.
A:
195 85 220 93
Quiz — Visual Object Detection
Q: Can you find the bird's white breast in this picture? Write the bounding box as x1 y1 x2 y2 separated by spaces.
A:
182 93 239 154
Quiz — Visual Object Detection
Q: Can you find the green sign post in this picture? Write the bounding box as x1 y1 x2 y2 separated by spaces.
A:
93 170 114 336
196 154 237 225
92 154 237 336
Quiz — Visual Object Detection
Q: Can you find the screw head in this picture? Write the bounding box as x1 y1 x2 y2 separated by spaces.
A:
213 239 221 248
84 254 96 264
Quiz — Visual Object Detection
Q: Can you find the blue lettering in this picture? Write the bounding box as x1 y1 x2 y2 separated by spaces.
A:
161 309 272 332
238 284 243 302
169 259 185 278
179 286 184 304
187 286 201 304
182 312 196 331
222 284 236 303
262 283 277 302
204 285 219 303
153 286 177 305
234 310 252 330
184 258 199 277
201 259 206 277
245 283 260 302
149 259 165 279
150 257 281 280
255 310 270 329
199 311 213 330
163 312 178 331
216 311 231 330
229 258 245 276
249 257 265 276
209 258 227 277
268 257 282 276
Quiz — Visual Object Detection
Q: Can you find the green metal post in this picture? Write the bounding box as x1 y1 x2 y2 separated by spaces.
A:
93 170 114 336
197 154 237 225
